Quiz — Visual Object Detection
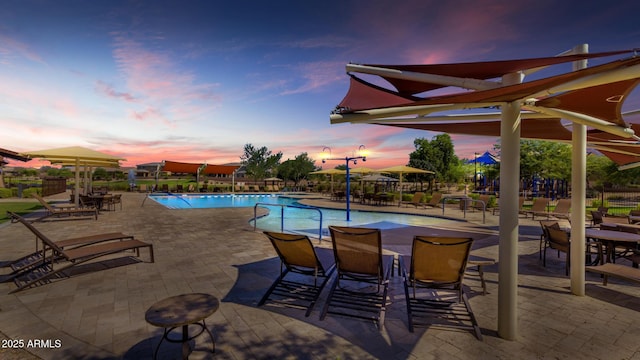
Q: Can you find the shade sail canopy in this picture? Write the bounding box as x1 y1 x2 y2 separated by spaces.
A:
21 146 124 206
331 50 640 156
378 165 435 175
162 161 240 176
470 151 500 165
21 146 124 164
0 148 30 162
162 161 201 174
309 168 346 175
348 166 377 175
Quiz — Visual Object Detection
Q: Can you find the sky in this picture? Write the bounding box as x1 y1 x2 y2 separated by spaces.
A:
2 0 640 170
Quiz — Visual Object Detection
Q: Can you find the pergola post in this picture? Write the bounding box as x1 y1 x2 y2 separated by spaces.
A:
498 71 523 340
571 44 588 295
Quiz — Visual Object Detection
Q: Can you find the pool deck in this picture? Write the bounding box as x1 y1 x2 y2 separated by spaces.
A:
1 192 640 359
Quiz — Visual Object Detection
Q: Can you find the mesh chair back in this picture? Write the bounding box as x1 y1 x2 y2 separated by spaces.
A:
410 236 472 285
264 232 322 271
329 226 382 277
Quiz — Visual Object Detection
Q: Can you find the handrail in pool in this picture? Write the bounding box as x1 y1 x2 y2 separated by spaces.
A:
142 192 193 207
441 196 486 223
253 203 324 243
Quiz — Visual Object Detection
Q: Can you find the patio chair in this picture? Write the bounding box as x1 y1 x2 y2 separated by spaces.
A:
423 192 443 208
590 210 604 227
320 226 392 329
32 193 98 221
259 232 335 316
7 212 154 293
102 194 122 211
543 226 571 276
494 196 525 216
539 220 560 260
628 209 640 224
400 236 482 339
400 192 425 208
524 197 550 220
548 199 571 219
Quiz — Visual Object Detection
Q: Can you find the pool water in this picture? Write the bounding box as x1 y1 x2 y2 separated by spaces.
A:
149 193 449 238
149 193 291 209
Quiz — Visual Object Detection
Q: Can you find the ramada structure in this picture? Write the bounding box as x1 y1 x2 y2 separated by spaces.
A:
329 45 640 339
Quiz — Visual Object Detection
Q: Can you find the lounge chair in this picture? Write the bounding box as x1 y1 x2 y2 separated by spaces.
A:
138 184 148 193
400 235 482 339
320 226 392 329
548 199 571 219
259 232 335 316
493 196 525 216
472 194 490 212
524 197 550 220
423 192 443 208
32 194 98 221
176 184 184 193
2 212 136 282
7 212 154 293
399 192 425 208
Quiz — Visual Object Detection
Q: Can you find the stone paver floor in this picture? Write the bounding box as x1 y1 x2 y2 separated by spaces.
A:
0 192 639 359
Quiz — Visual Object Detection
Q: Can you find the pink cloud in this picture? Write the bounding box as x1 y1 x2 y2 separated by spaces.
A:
95 80 137 102
0 33 46 66
109 32 222 126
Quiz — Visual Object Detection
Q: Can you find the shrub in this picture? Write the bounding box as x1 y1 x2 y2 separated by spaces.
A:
0 188 13 198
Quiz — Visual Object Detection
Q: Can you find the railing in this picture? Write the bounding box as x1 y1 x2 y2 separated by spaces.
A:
253 203 324 243
141 193 192 208
441 196 486 224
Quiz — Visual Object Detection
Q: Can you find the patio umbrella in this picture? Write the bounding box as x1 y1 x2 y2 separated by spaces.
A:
310 168 346 194
21 146 124 207
378 165 435 205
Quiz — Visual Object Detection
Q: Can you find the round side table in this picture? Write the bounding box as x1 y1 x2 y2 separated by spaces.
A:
145 293 219 359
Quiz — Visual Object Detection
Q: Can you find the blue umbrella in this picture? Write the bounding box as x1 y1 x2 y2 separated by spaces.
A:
470 151 499 165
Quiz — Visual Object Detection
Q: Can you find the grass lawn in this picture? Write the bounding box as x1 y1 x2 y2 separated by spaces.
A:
0 203 42 223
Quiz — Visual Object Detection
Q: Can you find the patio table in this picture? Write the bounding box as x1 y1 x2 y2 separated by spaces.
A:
145 293 218 359
584 228 640 264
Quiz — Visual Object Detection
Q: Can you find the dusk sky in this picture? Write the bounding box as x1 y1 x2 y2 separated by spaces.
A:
2 0 640 169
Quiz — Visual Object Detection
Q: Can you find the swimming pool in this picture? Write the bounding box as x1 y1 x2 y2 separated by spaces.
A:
148 193 450 238
148 193 291 209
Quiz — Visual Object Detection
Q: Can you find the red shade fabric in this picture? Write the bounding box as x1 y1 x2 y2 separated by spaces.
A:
362 50 633 96
162 161 240 175
334 49 640 167
162 161 201 174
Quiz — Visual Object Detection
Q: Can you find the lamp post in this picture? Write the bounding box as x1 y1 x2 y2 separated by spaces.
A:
321 145 367 221
474 152 479 191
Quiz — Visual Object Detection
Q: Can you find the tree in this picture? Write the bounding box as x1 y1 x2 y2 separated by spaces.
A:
408 134 458 184
518 140 571 180
277 153 317 187
92 168 108 180
241 144 282 182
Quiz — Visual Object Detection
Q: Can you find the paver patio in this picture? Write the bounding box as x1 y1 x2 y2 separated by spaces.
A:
1 192 639 359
